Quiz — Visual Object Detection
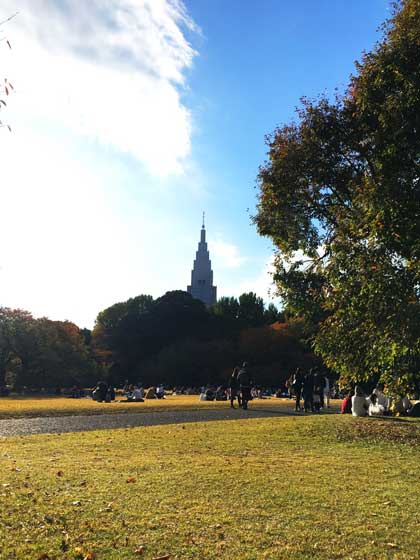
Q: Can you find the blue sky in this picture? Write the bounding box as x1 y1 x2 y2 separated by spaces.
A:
0 0 389 328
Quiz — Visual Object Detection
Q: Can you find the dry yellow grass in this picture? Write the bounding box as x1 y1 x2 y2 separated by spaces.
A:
0 414 418 559
0 394 307 420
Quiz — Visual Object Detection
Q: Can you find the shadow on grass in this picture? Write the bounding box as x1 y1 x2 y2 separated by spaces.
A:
333 414 420 446
246 408 341 418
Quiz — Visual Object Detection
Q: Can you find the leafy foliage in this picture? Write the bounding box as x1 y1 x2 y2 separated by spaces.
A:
0 308 97 388
254 0 420 393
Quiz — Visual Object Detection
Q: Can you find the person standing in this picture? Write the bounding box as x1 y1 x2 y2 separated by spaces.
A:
323 375 331 408
237 362 252 410
228 367 241 408
302 370 314 412
292 368 304 412
313 369 324 411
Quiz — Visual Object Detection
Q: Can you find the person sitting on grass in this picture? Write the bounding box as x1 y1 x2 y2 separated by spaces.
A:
124 386 144 402
372 383 390 414
145 386 156 399
341 390 354 414
156 384 165 399
104 386 116 403
391 395 412 416
407 401 420 417
351 385 369 417
368 393 385 416
132 386 144 401
205 387 215 401
92 381 108 402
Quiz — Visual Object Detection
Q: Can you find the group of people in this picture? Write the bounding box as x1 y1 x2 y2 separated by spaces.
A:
341 383 420 417
289 367 331 413
121 384 166 401
92 381 115 403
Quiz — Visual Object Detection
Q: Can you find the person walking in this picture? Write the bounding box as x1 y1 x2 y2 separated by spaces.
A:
228 367 241 409
237 362 252 410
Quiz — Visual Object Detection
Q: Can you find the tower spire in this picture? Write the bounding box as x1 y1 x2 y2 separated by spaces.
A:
187 217 217 307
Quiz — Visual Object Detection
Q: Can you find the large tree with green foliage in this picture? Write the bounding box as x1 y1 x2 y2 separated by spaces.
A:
254 0 420 393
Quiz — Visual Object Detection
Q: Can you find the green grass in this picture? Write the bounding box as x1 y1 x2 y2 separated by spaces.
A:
0 415 419 559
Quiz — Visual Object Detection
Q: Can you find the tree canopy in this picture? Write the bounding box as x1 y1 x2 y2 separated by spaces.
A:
254 0 420 393
0 308 97 389
91 291 304 387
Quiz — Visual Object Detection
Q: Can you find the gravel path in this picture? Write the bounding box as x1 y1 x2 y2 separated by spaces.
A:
0 405 332 438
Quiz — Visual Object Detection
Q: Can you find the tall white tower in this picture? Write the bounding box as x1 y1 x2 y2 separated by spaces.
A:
187 214 217 307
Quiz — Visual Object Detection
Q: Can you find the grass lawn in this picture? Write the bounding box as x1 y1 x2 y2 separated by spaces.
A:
0 395 306 420
0 415 419 559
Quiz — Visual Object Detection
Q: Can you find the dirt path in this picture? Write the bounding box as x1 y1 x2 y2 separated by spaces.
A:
0 405 339 437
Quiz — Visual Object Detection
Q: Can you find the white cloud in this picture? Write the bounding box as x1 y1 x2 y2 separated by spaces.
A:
209 238 247 269
0 1 201 327
235 256 278 300
216 255 281 305
1 0 197 175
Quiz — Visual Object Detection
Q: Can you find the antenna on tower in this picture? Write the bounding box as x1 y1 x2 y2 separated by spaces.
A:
202 211 205 228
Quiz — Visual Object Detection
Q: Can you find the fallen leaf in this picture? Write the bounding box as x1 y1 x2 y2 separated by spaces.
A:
126 476 137 483
84 553 95 560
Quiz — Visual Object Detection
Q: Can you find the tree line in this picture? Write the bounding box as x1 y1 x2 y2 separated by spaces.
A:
0 308 96 389
0 291 319 390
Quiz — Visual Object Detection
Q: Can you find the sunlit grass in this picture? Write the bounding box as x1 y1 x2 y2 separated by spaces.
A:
0 394 306 420
0 414 419 559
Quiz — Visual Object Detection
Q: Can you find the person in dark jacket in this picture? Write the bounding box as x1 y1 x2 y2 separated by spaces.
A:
228 367 241 408
237 362 252 410
302 370 314 412
312 370 323 412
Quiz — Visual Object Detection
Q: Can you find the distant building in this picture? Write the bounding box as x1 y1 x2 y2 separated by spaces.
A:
187 215 217 307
